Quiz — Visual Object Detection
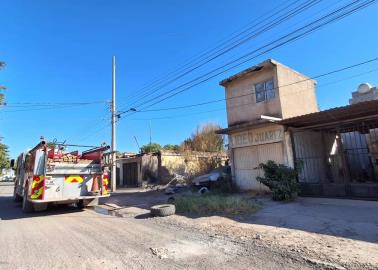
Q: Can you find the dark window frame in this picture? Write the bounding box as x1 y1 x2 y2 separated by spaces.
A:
255 78 275 103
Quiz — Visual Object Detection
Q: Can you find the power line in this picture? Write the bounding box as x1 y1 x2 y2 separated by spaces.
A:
127 66 378 121
129 108 226 121
126 0 375 113
116 0 303 107
70 1 377 142
122 56 378 114
78 57 378 142
118 0 323 111
4 100 106 107
94 0 339 130
0 101 106 113
125 63 378 120
109 0 319 129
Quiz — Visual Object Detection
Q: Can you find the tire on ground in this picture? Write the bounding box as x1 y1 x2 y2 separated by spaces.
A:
150 204 175 217
13 186 22 202
76 200 85 209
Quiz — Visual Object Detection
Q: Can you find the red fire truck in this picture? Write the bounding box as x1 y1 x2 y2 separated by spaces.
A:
13 140 110 212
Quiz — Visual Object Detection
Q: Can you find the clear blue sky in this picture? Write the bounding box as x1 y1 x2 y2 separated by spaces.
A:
1 0 378 158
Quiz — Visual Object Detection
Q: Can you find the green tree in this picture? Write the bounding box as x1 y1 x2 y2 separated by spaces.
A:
0 137 10 171
140 143 161 153
162 144 180 151
181 123 224 152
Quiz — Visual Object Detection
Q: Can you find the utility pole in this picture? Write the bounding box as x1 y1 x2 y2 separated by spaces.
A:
149 120 152 145
111 56 117 192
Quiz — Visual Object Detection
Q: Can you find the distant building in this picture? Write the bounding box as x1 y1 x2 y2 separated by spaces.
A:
115 151 228 187
217 59 318 190
349 83 378 104
345 83 378 188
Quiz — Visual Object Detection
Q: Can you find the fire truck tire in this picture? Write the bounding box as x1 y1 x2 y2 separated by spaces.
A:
22 191 34 213
150 204 175 217
76 200 85 209
13 186 22 202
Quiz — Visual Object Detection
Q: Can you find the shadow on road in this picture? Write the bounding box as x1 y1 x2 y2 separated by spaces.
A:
0 195 84 220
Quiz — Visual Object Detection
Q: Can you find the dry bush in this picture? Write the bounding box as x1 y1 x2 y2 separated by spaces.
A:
181 123 224 152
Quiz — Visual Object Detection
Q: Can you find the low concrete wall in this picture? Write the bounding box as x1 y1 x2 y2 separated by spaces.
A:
116 151 228 185
159 151 228 184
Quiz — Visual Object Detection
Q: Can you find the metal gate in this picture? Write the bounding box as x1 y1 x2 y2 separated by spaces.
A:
292 123 378 198
122 162 138 187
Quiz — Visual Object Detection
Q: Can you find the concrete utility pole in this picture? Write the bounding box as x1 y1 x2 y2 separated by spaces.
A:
149 120 152 145
111 56 117 192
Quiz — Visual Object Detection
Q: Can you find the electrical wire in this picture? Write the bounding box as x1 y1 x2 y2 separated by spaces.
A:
125 0 376 114
0 101 106 113
131 57 378 113
76 55 378 143
119 0 321 110
69 0 376 142
127 66 378 121
117 0 303 106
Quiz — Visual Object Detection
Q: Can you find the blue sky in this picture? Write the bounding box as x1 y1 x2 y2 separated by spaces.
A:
1 0 378 157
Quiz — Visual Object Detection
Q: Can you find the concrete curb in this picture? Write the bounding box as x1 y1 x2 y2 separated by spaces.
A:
94 204 153 218
94 204 123 216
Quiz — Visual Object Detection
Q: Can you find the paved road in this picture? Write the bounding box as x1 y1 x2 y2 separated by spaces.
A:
0 182 315 270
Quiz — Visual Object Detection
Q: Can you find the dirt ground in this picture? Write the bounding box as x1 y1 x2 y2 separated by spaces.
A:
104 188 378 270
0 182 319 270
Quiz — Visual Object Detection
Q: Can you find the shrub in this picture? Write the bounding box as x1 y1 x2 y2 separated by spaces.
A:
256 160 300 201
210 174 238 194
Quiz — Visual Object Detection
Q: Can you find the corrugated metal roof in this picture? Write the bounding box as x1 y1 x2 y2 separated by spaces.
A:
280 99 378 128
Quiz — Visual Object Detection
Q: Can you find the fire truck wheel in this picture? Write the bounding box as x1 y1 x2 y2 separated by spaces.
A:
76 200 85 209
22 191 34 213
13 186 22 202
150 204 175 217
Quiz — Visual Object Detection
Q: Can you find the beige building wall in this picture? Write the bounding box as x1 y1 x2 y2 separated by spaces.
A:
275 63 319 118
223 59 318 126
220 59 319 191
225 64 282 126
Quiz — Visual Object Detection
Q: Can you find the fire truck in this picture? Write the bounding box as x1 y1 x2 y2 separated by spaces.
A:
13 140 111 213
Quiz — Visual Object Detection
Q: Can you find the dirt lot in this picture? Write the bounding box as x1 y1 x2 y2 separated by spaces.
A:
104 188 378 270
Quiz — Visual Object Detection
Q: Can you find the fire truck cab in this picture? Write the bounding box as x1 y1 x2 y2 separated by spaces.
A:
13 140 110 213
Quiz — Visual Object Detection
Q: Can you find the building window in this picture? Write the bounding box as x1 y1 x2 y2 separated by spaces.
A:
255 78 275 102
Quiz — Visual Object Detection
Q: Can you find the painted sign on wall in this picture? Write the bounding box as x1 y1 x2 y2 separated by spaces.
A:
230 125 284 148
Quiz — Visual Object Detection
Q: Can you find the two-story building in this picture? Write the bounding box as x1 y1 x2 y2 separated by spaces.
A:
217 59 319 191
